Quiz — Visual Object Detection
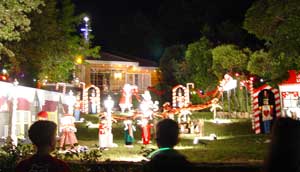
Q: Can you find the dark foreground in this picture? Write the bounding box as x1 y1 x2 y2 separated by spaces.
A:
68 161 263 172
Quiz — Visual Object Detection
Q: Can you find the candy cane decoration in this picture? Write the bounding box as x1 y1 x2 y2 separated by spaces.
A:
56 82 66 94
79 82 85 112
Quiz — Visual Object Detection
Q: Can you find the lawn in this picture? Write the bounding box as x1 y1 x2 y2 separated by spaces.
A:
75 111 270 163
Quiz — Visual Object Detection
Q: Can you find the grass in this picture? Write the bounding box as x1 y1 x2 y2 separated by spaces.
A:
75 112 269 163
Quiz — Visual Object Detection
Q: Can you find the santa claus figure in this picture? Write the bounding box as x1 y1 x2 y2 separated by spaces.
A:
59 113 78 150
119 84 133 113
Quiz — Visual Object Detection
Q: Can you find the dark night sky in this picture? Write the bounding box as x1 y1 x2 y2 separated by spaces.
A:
72 0 256 61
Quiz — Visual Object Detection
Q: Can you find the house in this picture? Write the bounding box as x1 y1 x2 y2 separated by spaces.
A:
76 52 161 93
278 70 300 118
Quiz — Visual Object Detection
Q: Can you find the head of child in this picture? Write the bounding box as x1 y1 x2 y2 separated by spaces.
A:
155 119 179 148
29 120 57 153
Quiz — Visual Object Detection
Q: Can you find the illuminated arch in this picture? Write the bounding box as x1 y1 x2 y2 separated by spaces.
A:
82 85 101 114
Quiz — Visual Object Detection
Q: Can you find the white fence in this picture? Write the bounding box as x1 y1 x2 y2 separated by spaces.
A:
0 81 74 145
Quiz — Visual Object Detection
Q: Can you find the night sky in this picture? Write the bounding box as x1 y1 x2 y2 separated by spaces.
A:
72 0 256 61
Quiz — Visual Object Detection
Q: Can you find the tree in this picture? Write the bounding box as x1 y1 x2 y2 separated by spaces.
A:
244 0 300 83
247 50 294 85
0 0 44 67
6 0 99 85
159 45 186 101
181 37 217 90
212 44 250 79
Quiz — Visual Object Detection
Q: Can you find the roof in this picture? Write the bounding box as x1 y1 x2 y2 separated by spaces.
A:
87 52 158 67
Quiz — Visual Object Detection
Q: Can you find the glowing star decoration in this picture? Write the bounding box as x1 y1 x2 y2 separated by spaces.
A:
80 16 92 42
210 98 223 122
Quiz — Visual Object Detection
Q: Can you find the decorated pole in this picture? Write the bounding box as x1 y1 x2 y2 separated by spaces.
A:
249 78 256 131
9 79 19 146
104 95 114 147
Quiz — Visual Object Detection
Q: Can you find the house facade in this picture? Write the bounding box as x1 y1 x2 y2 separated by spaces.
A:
76 52 161 93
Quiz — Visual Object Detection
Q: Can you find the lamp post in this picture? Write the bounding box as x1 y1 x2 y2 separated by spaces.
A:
9 79 19 146
104 95 114 147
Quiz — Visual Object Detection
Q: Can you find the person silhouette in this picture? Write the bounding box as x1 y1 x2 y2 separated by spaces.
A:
264 117 300 172
145 119 194 172
16 120 71 172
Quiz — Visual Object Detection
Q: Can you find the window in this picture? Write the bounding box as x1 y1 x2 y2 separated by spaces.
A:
126 73 151 91
90 69 111 92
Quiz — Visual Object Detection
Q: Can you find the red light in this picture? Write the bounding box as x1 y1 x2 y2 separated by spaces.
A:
0 75 7 81
250 77 254 81
235 73 240 77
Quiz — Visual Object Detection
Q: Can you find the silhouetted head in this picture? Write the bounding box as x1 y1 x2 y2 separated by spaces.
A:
156 119 179 148
29 120 57 151
265 117 300 172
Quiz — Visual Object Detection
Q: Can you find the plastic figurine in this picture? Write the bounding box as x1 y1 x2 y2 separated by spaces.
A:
140 118 153 145
59 113 78 150
260 91 273 134
98 119 108 149
124 119 136 147
210 98 222 122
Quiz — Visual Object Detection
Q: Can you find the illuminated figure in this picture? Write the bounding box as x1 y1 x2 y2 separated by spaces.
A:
140 118 153 145
59 113 78 150
176 89 185 108
178 109 192 133
89 90 97 114
178 109 192 123
104 96 115 147
119 84 138 113
140 90 156 119
66 90 76 115
98 118 108 149
74 97 81 121
260 91 273 134
124 120 136 147
210 98 222 122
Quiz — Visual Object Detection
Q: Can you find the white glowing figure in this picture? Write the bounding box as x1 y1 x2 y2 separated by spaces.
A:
210 98 223 122
178 109 192 123
104 95 117 147
66 90 76 115
140 90 155 119
119 84 138 113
